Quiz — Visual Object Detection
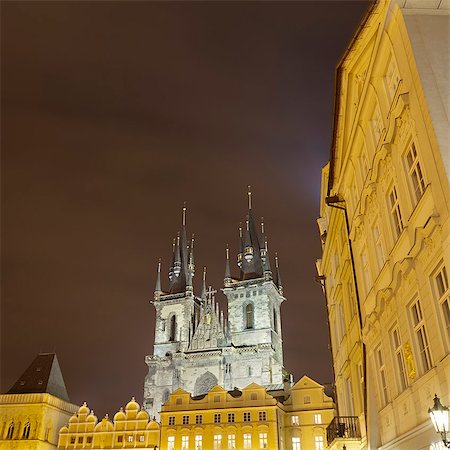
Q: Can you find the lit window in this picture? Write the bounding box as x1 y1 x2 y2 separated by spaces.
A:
258 411 267 421
388 185 404 239
314 414 322 424
182 436 189 450
168 436 175 450
434 264 450 340
214 413 221 424
213 434 222 450
259 432 268 449
128 435 133 442
376 346 389 406
168 416 175 426
195 414 203 424
304 395 311 404
411 299 432 372
139 435 145 442
292 437 301 450
195 435 203 450
243 412 251 422
405 142 426 205
243 433 252 449
227 413 235 423
182 415 189 425
315 435 324 450
391 326 408 391
227 434 236 450
291 415 299 425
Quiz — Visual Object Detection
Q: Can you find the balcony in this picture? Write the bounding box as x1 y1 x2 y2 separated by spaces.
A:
326 416 361 446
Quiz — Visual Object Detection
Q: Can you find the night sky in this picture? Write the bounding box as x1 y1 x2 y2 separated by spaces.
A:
2 1 370 417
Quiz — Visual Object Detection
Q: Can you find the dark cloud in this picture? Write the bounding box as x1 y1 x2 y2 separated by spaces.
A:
2 1 370 417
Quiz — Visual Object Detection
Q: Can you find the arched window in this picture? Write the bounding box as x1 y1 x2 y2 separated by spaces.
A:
162 389 170 404
22 422 31 439
245 303 254 329
6 422 14 439
273 307 278 333
169 315 176 342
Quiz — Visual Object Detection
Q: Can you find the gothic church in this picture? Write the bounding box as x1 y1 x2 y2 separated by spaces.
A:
143 191 288 419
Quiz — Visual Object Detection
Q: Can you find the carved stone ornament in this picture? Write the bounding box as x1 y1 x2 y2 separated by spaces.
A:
404 341 416 381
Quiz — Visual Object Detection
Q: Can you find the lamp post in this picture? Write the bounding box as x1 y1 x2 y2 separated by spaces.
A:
429 394 450 448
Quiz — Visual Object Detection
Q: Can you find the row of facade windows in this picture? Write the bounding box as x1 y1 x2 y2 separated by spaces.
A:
167 410 267 426
290 413 322 425
164 301 279 341
4 421 31 440
375 275 450 408
69 434 146 445
166 434 324 450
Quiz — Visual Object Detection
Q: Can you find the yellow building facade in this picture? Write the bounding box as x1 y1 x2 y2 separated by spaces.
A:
158 378 334 450
317 1 450 449
0 353 79 449
57 398 160 449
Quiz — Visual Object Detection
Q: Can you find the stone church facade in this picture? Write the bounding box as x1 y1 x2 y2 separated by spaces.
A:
143 192 288 419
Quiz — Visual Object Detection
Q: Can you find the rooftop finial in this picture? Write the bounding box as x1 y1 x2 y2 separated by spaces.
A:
247 185 252 210
182 202 187 226
224 244 231 283
275 253 283 294
201 266 207 299
261 217 265 235
155 258 162 299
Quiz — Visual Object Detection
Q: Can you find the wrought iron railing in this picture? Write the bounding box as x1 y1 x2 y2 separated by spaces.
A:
326 416 361 445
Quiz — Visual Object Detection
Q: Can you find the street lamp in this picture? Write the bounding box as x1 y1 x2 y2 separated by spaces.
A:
429 394 450 448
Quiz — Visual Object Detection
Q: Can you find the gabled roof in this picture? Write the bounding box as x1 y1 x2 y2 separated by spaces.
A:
291 375 324 390
7 353 70 402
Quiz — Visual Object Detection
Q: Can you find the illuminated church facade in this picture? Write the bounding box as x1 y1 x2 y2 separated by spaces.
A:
143 192 287 419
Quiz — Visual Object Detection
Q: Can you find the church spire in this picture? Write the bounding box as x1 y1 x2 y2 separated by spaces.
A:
154 259 162 300
201 266 207 300
275 253 283 295
224 245 232 285
239 188 264 280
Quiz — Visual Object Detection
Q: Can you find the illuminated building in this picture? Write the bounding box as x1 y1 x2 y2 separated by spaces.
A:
158 377 334 450
317 0 450 449
144 190 287 420
0 353 78 449
57 398 160 449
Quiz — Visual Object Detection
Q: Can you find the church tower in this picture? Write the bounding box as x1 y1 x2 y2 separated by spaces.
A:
222 187 285 388
144 191 288 419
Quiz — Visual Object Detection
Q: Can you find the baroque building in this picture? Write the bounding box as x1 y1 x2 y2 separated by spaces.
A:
0 353 78 449
317 0 450 449
58 398 160 449
144 191 287 420
158 377 334 450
